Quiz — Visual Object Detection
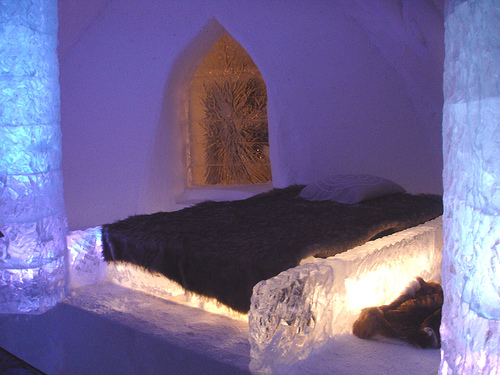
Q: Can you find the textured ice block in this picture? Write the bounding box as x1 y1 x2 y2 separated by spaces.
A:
67 226 107 288
248 218 443 375
0 0 67 314
0 256 66 313
441 1 500 373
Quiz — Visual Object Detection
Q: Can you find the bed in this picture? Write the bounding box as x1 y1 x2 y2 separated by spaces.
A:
101 176 443 314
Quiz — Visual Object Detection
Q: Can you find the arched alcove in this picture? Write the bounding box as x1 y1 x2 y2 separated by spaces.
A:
146 19 272 212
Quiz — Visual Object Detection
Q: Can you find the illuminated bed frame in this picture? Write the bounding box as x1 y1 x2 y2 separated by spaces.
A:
248 217 442 374
67 216 442 374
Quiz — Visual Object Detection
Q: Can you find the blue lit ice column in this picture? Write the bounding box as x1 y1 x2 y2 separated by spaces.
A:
440 0 500 373
0 0 68 313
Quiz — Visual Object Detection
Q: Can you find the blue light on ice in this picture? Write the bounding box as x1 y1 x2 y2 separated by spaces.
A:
0 0 68 314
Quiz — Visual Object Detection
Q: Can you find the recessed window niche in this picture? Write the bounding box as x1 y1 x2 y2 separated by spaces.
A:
187 34 271 187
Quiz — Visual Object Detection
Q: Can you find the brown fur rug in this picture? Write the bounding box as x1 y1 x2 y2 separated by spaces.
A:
353 277 443 348
101 186 442 313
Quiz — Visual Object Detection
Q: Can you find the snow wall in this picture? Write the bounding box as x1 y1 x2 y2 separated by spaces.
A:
57 0 445 230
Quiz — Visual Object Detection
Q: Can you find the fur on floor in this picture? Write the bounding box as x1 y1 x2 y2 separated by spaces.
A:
353 277 443 348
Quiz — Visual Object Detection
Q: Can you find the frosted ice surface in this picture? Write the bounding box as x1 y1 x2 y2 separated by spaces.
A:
106 262 247 320
441 1 500 373
189 34 270 186
0 256 66 314
0 171 65 222
443 99 500 321
0 78 61 127
67 226 107 287
0 0 67 314
0 124 63 174
249 218 443 375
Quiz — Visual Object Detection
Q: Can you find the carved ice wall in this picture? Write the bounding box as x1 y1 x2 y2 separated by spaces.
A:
440 0 500 373
0 0 68 313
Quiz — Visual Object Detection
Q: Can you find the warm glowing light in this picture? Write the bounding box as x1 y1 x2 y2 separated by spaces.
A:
188 34 271 186
345 266 403 311
249 218 442 374
345 255 436 312
107 262 249 322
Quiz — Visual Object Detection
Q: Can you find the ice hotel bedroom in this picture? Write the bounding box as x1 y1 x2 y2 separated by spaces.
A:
1 0 499 374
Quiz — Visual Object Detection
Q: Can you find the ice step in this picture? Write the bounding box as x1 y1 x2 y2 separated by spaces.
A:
0 282 251 375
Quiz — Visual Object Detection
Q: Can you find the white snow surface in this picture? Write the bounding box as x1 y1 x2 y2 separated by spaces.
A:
275 335 440 375
65 282 440 375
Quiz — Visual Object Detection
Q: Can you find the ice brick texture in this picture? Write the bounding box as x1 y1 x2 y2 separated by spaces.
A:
67 226 106 288
0 0 68 313
249 218 443 375
441 1 500 373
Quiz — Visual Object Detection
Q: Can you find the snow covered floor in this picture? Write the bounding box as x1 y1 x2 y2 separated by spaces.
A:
277 335 440 375
0 283 251 375
0 281 440 374
73 283 440 375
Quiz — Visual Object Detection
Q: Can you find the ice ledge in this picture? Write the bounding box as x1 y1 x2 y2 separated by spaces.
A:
0 282 251 375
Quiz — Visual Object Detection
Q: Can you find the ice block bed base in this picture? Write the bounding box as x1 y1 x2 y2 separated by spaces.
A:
0 282 251 375
249 217 443 374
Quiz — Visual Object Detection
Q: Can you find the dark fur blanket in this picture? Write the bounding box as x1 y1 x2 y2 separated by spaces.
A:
102 186 442 313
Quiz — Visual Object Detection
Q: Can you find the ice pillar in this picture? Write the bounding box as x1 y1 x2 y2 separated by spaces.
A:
441 0 500 373
0 0 68 313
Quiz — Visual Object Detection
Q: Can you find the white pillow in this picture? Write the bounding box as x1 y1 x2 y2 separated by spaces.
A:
299 174 406 204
